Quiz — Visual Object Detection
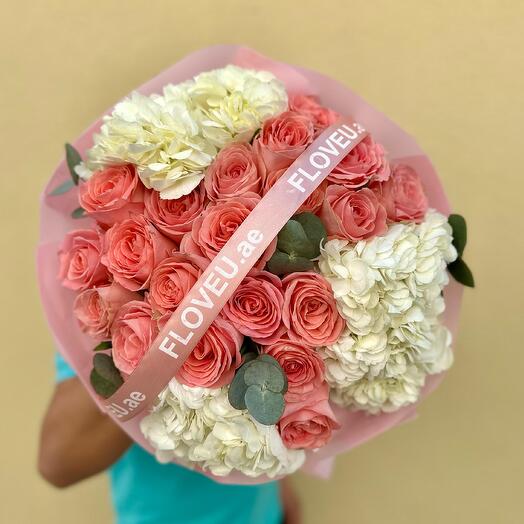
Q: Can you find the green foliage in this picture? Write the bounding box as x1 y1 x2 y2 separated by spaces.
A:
448 214 467 257
89 353 123 398
65 143 81 185
49 179 75 196
448 258 475 288
267 212 327 276
71 207 86 219
93 341 112 351
447 214 475 288
227 354 287 425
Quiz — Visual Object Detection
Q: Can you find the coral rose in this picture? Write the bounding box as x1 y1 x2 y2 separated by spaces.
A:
254 110 314 172
102 216 175 291
180 194 276 270
149 253 208 314
278 383 340 449
221 270 285 344
288 94 339 134
176 316 242 388
73 282 140 340
263 338 325 402
282 272 344 347
111 300 158 375
376 164 428 223
327 135 390 188
321 185 387 241
204 143 262 201
144 181 206 242
58 229 108 291
79 164 144 227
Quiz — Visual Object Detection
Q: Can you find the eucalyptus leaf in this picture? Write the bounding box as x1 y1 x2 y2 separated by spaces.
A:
93 341 112 352
90 368 121 398
258 354 288 393
244 360 285 393
71 207 86 219
266 250 314 276
448 214 467 257
244 386 285 425
49 178 75 196
65 143 82 185
228 366 249 410
293 213 327 258
277 220 315 258
93 353 123 386
448 257 475 288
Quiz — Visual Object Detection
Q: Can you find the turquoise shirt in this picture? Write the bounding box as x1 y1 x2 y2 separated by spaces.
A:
55 354 282 524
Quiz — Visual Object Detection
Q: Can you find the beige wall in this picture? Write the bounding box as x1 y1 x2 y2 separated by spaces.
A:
1 1 523 522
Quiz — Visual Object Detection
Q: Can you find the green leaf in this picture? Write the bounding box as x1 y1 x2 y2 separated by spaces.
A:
65 143 81 185
448 214 467 257
90 354 123 398
228 365 249 410
244 386 285 425
49 178 75 196
277 219 315 258
266 250 314 276
448 257 475 288
244 360 285 393
93 353 123 387
71 207 86 219
93 340 112 352
258 354 288 393
293 213 327 258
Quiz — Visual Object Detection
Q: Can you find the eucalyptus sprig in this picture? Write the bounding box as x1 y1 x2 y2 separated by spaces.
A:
267 212 327 275
228 353 288 425
447 214 475 288
89 353 123 398
49 143 82 196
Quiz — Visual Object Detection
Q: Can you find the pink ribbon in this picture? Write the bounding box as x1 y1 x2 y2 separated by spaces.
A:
104 117 368 421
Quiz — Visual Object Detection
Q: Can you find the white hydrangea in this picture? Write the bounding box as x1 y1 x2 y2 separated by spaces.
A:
86 65 287 199
318 210 457 413
140 379 305 478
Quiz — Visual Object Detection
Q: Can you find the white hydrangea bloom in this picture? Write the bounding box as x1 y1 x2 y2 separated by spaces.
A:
140 379 305 478
86 66 287 199
319 210 458 413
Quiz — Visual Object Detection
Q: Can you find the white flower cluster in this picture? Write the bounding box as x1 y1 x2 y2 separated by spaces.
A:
140 379 305 478
84 65 287 199
318 210 457 413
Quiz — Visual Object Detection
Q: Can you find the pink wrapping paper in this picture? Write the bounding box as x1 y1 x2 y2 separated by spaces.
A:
37 45 463 484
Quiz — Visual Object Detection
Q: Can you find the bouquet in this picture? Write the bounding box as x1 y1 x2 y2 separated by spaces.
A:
38 46 473 482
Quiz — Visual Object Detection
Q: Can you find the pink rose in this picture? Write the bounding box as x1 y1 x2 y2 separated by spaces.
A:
205 143 262 201
176 316 242 388
221 270 285 344
376 164 428 223
58 229 108 291
73 282 140 340
102 216 175 291
278 384 340 449
149 253 208 315
282 272 344 347
180 194 276 270
288 94 339 134
254 111 314 172
327 135 390 188
144 182 206 242
263 338 325 402
79 164 145 227
321 185 387 241
262 168 327 215
111 300 158 375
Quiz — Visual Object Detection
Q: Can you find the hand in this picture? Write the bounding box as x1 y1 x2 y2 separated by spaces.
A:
280 477 301 524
